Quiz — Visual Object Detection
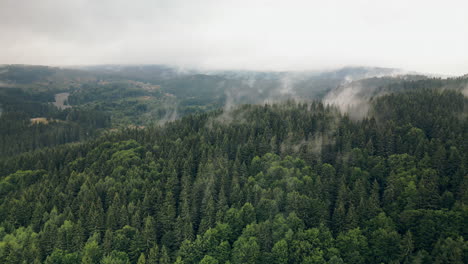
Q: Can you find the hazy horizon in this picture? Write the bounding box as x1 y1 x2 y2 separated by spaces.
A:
1 0 468 75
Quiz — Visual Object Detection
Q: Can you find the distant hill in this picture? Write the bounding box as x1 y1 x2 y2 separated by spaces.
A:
1 64 466 128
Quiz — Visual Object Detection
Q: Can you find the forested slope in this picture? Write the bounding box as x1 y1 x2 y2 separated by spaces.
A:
0 89 467 263
0 87 110 156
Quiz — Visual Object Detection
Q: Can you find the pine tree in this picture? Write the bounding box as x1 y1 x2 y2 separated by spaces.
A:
271 240 288 264
81 239 102 264
332 200 346 235
198 254 218 264
399 231 414 263
159 246 171 264
137 253 147 264
147 244 159 264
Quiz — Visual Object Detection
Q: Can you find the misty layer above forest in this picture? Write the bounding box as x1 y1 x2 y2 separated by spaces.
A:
2 64 464 123
0 64 467 156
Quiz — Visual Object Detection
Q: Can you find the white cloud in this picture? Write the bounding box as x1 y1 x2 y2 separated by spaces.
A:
1 0 467 75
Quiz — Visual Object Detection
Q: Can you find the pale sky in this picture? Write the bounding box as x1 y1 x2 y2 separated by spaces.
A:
1 0 468 75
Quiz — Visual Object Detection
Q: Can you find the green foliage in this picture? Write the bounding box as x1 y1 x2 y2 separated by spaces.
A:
0 88 466 263
101 251 130 264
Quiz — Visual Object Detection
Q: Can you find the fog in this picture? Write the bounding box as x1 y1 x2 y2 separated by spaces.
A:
1 0 468 75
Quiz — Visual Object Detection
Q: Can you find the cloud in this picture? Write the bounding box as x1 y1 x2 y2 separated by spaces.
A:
322 68 406 119
1 0 468 75
323 83 371 120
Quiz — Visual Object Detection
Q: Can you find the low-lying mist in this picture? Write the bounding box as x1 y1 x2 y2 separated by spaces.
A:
212 66 412 120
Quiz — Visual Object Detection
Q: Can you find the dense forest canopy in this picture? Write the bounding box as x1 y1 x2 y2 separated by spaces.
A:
0 65 467 263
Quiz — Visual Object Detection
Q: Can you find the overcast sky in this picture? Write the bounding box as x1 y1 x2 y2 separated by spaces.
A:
1 0 468 75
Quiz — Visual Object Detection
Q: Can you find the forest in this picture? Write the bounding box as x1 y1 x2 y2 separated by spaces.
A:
0 80 466 263
2 0 468 261
0 86 110 156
